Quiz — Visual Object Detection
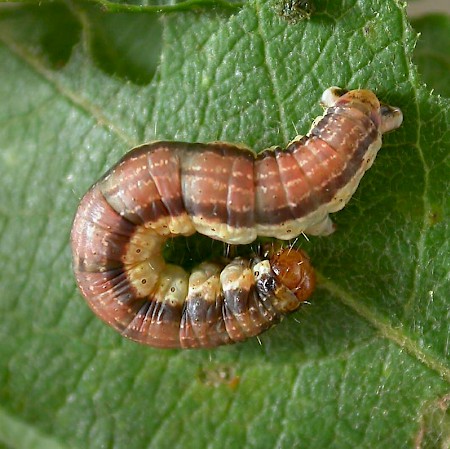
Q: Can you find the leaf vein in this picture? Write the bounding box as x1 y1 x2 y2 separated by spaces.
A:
318 274 450 383
0 37 138 149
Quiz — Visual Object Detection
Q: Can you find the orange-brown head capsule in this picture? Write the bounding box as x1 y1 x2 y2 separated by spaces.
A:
270 248 316 304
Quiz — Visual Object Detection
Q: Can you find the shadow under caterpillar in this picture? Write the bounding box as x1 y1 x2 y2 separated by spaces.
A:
70 87 403 349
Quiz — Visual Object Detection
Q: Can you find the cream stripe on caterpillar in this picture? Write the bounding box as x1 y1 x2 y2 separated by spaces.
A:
70 87 402 349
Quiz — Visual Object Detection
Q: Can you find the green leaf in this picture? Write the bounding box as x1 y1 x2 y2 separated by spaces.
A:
412 13 450 97
80 5 164 85
0 2 81 69
88 0 245 13
0 1 448 448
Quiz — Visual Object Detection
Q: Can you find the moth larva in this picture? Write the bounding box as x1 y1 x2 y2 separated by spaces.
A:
71 87 403 349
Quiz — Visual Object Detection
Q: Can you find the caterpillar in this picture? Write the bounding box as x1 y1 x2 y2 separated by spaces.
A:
71 87 403 349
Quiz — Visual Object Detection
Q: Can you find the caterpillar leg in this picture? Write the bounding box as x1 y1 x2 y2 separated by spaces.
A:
320 86 348 107
303 215 335 236
287 134 306 145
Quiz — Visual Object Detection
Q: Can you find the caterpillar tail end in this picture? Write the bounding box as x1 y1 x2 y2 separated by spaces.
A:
379 104 403 134
321 86 403 135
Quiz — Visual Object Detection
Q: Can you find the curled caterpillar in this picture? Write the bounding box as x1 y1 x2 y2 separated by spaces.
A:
71 87 403 349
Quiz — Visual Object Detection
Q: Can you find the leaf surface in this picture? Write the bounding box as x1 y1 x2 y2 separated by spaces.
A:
0 1 448 448
412 13 450 97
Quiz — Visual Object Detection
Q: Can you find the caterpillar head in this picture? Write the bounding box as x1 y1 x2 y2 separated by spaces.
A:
270 248 316 306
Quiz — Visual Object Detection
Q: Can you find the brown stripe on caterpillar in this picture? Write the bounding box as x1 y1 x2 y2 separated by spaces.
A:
71 87 402 349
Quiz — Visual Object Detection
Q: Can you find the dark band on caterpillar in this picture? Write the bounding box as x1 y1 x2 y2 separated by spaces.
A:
70 87 403 349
